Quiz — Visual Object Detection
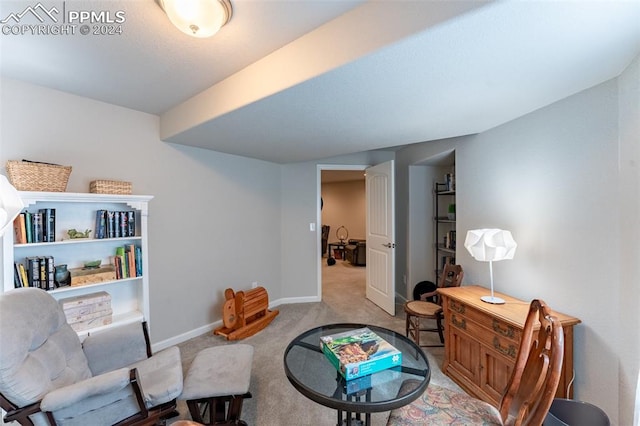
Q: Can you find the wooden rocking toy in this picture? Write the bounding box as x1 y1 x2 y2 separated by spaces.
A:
213 287 279 340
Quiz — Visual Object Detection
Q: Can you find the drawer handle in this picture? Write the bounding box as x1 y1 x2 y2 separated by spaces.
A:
493 337 517 359
493 320 515 338
451 315 466 330
450 301 466 314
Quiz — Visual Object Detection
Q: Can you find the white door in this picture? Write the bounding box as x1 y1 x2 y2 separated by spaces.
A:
366 160 395 315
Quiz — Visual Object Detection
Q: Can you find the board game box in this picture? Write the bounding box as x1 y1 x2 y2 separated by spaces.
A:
320 327 402 380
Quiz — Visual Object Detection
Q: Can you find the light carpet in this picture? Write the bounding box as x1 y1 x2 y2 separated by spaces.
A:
168 260 462 425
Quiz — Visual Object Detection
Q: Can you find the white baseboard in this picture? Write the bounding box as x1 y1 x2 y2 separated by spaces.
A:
152 320 222 352
271 295 320 306
151 296 321 352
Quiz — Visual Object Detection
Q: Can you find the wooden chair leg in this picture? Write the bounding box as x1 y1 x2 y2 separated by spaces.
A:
186 393 251 425
436 313 445 343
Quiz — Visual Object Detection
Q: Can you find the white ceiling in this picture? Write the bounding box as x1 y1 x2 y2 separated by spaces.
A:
1 0 639 164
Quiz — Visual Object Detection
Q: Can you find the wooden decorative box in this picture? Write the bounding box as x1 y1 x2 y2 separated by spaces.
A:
70 265 117 286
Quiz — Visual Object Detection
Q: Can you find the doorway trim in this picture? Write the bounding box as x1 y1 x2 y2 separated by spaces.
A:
317 164 369 299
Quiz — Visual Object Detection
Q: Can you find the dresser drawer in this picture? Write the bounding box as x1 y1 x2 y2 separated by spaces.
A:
450 313 519 362
447 299 522 343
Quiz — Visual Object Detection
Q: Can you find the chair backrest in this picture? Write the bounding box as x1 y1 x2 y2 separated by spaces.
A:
439 264 464 289
499 299 564 426
435 264 464 305
321 225 330 240
0 288 92 409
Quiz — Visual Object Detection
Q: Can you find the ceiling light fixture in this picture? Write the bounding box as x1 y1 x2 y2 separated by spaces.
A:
157 0 232 38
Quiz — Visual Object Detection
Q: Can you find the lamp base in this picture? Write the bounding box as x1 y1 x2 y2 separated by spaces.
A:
481 295 505 304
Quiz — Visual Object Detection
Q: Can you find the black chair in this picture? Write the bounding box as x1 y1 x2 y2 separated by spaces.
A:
321 225 330 256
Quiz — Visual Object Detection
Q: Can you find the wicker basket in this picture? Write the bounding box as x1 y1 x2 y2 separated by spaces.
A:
6 160 71 192
90 180 132 195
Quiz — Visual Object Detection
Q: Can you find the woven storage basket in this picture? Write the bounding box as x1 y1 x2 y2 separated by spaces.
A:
6 160 71 192
90 180 132 195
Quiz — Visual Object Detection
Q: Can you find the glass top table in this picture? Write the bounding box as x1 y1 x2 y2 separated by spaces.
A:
283 323 430 426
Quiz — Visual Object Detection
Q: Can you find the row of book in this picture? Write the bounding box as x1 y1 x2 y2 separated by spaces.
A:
13 244 142 290
13 209 56 244
12 208 137 244
443 230 456 250
114 244 143 279
14 256 56 290
95 210 136 239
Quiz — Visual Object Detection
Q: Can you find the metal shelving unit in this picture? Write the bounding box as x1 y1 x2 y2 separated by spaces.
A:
434 182 456 282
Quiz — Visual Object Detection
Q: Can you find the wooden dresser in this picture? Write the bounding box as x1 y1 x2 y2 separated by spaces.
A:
438 285 581 407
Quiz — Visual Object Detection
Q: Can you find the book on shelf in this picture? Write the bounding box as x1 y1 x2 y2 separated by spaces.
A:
114 246 127 278
24 212 33 243
31 212 44 243
43 256 55 290
13 214 27 244
125 244 136 278
18 263 28 287
95 210 106 239
13 262 23 288
38 257 47 289
39 208 56 242
26 256 40 288
127 211 135 237
134 246 142 276
114 211 121 238
106 211 115 238
320 327 402 380
119 211 128 238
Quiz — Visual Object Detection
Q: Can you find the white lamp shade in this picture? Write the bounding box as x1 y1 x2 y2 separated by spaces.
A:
0 175 24 237
161 0 231 38
464 229 517 262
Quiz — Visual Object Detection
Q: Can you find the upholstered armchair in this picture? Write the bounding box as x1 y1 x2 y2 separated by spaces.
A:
0 288 183 426
344 239 366 266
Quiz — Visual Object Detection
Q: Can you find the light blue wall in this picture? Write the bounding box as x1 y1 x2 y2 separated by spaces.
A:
396 59 639 424
0 78 283 345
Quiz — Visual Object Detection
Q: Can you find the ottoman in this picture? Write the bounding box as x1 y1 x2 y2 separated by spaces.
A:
180 345 254 425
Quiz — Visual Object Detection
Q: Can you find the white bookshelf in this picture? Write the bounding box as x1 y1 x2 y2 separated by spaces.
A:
2 191 153 339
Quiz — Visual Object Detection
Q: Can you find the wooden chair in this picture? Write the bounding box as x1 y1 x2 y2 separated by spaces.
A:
388 299 565 426
404 264 463 347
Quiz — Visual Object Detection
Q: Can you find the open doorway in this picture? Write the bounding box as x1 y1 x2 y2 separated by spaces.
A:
319 166 367 304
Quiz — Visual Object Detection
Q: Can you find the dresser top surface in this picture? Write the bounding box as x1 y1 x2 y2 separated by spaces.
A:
438 285 581 327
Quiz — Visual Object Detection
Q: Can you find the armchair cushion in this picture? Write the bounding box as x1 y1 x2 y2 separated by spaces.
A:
0 288 91 408
82 322 149 375
130 346 183 408
40 367 131 411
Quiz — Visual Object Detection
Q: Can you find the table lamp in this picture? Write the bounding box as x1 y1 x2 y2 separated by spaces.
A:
0 175 24 237
464 228 517 304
